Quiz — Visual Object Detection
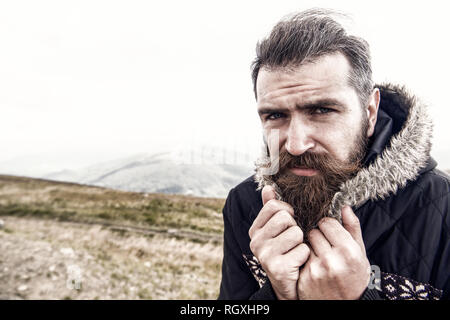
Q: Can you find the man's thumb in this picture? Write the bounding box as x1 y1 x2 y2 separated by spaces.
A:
342 205 365 251
262 185 277 205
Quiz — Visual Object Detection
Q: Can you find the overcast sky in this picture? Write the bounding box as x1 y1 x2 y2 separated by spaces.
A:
1 0 449 175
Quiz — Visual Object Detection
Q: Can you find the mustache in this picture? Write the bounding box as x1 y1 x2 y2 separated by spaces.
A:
276 149 362 177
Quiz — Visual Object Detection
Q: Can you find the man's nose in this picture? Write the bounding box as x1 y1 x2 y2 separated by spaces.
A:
285 118 315 156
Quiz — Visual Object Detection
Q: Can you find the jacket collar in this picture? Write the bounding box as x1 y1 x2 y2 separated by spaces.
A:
254 83 434 221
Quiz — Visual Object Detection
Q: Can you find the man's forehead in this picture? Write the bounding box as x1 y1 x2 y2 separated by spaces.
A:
256 53 352 100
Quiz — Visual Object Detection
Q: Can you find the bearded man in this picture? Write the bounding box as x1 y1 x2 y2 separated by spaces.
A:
218 9 450 300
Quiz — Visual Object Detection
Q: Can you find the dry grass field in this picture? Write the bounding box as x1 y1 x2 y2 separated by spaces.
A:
0 175 226 300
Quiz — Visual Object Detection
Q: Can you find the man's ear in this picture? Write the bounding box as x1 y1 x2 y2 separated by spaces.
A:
366 88 380 138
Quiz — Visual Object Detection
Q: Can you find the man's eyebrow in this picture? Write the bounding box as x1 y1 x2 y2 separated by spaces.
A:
297 98 347 111
257 107 289 116
257 98 347 116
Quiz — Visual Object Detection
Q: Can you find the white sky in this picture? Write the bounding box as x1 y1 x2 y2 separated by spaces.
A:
1 0 449 174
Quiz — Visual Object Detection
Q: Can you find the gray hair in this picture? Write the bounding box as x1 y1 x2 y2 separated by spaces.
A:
251 8 374 107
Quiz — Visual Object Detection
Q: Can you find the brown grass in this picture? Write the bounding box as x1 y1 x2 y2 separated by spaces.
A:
0 216 223 299
0 175 226 299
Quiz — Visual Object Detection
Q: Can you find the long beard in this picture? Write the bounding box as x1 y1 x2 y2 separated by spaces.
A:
271 123 369 235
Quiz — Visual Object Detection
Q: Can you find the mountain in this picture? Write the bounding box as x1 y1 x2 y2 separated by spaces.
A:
43 151 256 198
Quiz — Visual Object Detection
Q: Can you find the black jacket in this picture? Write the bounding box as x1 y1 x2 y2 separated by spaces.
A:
218 84 450 300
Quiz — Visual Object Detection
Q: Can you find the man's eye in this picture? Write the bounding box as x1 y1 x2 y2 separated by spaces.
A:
313 107 333 114
266 113 285 120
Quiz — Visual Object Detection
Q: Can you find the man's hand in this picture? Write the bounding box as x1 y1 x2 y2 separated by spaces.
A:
249 185 310 300
297 206 371 300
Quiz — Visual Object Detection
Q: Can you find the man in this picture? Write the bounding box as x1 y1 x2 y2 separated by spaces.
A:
218 9 450 300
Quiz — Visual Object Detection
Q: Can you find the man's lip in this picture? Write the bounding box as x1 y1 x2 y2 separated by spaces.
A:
289 167 319 176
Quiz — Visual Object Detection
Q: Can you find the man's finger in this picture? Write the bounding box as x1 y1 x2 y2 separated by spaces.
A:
258 210 298 239
262 185 277 205
308 229 332 256
271 225 304 255
250 199 294 237
342 206 366 251
318 217 352 247
306 245 318 262
283 243 310 267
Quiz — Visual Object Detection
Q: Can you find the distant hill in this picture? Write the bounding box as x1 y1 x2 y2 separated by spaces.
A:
43 151 255 198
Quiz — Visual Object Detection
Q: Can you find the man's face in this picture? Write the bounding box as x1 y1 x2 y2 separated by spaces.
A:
256 52 377 233
257 52 372 167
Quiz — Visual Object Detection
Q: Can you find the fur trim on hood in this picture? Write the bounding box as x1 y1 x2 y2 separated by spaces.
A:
253 83 433 222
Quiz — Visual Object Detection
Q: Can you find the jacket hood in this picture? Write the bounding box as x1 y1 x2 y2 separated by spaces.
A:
253 83 434 222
